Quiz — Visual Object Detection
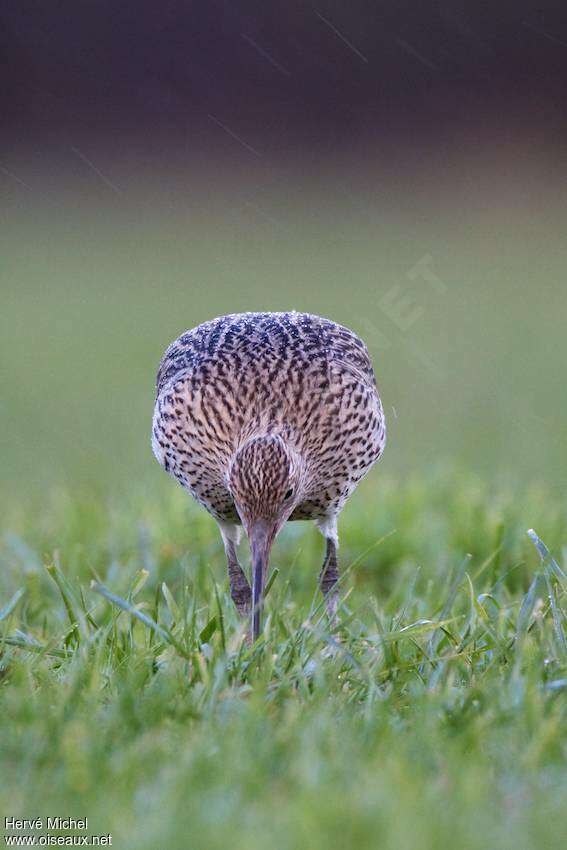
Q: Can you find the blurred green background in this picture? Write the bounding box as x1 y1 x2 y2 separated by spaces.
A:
2 149 566 510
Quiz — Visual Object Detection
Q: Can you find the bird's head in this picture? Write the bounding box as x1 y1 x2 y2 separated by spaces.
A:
228 434 305 638
229 434 303 533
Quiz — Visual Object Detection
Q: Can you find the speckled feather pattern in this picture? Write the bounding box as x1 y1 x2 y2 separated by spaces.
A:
152 311 386 525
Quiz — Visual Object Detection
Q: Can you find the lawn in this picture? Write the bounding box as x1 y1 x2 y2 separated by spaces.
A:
1 470 566 849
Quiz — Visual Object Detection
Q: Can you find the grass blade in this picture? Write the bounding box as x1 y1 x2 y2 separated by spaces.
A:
527 529 567 657
0 588 25 622
199 615 218 644
527 528 567 582
91 581 190 658
46 563 83 643
92 581 169 639
162 582 181 623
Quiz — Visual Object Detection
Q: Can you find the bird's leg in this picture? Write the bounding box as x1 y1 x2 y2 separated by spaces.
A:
316 515 340 622
218 522 251 616
319 537 340 620
226 540 252 615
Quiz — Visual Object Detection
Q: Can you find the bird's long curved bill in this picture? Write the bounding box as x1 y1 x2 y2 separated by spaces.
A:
250 525 271 641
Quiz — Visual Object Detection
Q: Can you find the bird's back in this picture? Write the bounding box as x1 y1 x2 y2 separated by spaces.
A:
152 312 385 521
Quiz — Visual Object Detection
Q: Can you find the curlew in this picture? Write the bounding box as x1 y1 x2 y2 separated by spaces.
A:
152 311 386 640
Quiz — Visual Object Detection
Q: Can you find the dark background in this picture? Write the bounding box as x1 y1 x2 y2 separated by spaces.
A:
3 1 567 155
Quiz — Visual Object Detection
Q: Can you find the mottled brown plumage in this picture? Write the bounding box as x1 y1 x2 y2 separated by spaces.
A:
152 311 386 639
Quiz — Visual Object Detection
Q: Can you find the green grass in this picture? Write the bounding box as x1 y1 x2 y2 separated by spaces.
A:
1 471 566 849
2 176 567 846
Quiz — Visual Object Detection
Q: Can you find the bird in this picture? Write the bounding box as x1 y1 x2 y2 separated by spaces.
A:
152 311 386 640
